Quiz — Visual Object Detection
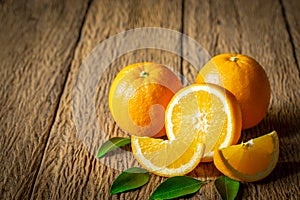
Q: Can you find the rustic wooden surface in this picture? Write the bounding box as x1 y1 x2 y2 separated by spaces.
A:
0 0 299 199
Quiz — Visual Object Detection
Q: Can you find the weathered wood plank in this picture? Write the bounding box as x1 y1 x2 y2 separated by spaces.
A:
0 0 88 199
31 0 184 199
16 0 299 199
183 0 300 199
282 0 300 70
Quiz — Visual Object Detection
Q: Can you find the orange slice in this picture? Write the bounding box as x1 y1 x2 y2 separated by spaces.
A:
131 134 205 177
165 83 242 162
213 131 279 182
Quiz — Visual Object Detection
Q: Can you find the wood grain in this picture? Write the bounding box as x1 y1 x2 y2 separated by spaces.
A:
183 0 300 199
0 0 88 199
31 0 184 199
1 0 299 199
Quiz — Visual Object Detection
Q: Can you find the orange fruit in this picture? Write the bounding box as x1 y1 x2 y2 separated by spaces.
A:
165 83 242 162
109 62 182 137
131 133 205 177
213 131 279 182
195 53 271 129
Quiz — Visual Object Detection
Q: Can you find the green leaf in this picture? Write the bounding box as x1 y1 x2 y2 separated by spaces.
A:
110 167 149 194
215 175 240 200
150 176 204 199
97 137 131 158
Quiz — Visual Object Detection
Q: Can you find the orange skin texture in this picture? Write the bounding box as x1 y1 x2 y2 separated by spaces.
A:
196 53 271 129
109 62 183 137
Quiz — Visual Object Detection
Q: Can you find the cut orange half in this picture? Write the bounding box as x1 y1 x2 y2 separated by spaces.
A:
165 83 242 162
213 131 279 182
131 134 205 177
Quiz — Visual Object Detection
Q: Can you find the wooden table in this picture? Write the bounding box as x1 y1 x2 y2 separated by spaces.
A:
1 0 299 199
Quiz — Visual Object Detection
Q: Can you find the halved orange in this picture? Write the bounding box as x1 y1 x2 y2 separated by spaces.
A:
131 134 205 177
165 83 242 162
213 131 279 182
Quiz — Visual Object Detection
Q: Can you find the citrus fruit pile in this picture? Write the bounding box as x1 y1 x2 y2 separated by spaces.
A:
108 54 279 182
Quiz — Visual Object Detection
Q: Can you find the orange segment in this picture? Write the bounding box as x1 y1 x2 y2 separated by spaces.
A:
131 134 204 177
165 83 242 162
213 131 279 182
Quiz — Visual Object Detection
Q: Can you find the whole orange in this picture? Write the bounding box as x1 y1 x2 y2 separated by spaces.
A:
195 53 270 129
109 62 182 137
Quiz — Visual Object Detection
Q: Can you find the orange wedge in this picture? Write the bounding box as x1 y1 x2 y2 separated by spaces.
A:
165 83 242 162
213 131 279 182
131 134 205 177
